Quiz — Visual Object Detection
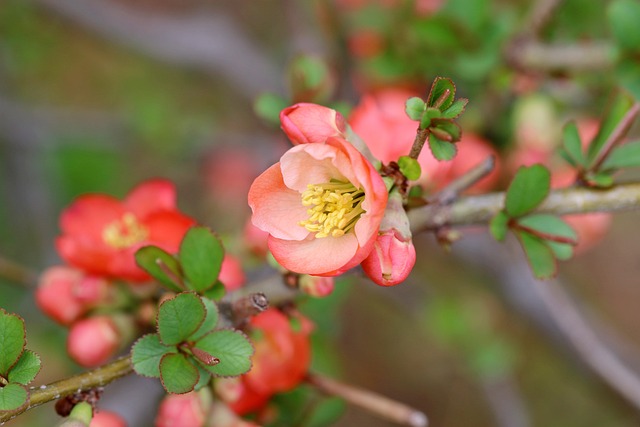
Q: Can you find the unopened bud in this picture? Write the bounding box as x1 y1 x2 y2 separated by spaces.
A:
67 315 134 367
90 411 127 427
280 103 347 145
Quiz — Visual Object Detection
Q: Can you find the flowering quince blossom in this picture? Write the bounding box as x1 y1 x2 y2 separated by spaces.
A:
57 179 196 282
280 103 348 145
249 134 388 276
155 392 206 427
218 309 313 416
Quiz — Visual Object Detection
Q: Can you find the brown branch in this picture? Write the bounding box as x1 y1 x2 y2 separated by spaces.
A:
428 156 495 205
409 128 430 160
408 182 640 232
308 373 428 427
0 357 133 423
506 40 616 72
0 256 38 288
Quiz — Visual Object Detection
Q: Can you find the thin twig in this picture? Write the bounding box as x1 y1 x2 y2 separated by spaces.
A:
308 373 428 427
429 156 495 205
0 357 133 423
525 0 564 37
507 40 615 72
409 128 430 160
0 256 38 288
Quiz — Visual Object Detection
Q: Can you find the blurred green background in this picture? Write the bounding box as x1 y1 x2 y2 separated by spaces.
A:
2 0 640 425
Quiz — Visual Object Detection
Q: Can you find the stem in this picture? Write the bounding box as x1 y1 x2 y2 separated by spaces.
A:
409 128 430 160
408 182 640 232
525 0 563 36
507 40 615 72
0 357 133 423
428 156 495 205
308 373 428 427
589 103 640 172
0 256 38 288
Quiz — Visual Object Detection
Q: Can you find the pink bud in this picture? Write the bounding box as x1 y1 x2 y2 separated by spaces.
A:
298 275 334 297
90 411 127 427
36 266 85 325
219 255 246 291
361 230 416 287
155 392 206 427
280 103 347 145
67 316 123 367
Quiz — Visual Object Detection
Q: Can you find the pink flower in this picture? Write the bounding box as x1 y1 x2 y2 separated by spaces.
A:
219 255 246 291
90 411 127 427
67 315 132 367
36 266 115 326
249 137 388 276
155 392 206 427
280 104 347 145
57 179 196 282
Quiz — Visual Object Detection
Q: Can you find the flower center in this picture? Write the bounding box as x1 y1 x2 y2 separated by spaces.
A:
102 213 149 249
299 180 365 238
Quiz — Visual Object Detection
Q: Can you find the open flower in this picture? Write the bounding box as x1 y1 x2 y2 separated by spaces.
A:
57 179 196 282
249 137 387 276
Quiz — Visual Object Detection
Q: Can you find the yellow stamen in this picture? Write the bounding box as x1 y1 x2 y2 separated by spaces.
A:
299 180 365 238
102 213 149 249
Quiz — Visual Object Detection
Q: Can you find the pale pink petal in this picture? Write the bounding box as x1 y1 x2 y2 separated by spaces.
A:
268 233 359 275
280 144 343 192
249 164 310 241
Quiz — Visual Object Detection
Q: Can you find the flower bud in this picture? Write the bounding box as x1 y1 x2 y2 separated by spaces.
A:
36 266 86 325
298 275 334 297
67 315 133 367
219 255 246 291
90 411 127 427
280 103 347 145
361 191 416 286
155 392 207 427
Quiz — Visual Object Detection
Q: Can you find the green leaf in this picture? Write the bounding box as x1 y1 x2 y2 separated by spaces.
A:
427 77 456 110
561 121 586 167
7 350 40 385
193 363 212 391
397 156 422 180
195 330 254 377
585 171 615 188
159 353 199 394
608 0 640 52
189 297 219 342
601 141 640 170
517 214 578 242
441 98 468 119
179 226 225 292
587 92 636 165
0 309 25 375
432 120 462 142
547 241 574 261
131 334 173 378
505 165 550 217
202 281 226 301
489 211 510 241
516 231 557 279
135 246 183 292
428 135 457 161
617 59 640 102
0 383 28 412
304 397 347 427
405 97 426 121
254 93 289 125
158 292 206 346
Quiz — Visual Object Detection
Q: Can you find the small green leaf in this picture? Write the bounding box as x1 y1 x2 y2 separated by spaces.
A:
193 363 212 391
189 297 219 342
516 231 557 279
441 98 468 119
490 211 510 241
304 397 347 427
159 353 199 394
158 292 206 346
601 141 640 170
0 383 28 412
0 310 26 375
608 0 640 52
427 77 456 110
428 135 457 161
432 120 462 142
135 246 183 292
179 227 225 292
397 156 422 180
254 93 289 125
131 334 173 378
202 281 227 301
587 92 636 165
585 171 615 188
547 241 574 261
7 350 40 385
195 330 254 377
405 97 426 121
517 214 578 243
505 165 550 217
561 121 586 167
617 59 640 102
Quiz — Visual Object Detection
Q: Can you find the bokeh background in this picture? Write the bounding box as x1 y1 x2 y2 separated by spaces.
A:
2 0 640 425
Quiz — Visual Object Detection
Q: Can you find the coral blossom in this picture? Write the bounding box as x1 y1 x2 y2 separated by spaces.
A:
249 137 387 276
57 179 196 282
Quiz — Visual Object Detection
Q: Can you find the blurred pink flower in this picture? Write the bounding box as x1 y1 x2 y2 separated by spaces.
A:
219 255 246 291
249 136 387 276
90 411 127 427
155 392 205 427
67 315 127 367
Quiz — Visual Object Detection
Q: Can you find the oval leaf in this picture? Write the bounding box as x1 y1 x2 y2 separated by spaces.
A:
195 330 254 377
490 211 510 242
158 292 206 346
0 383 28 412
428 135 457 161
135 246 183 292
179 227 225 292
7 350 41 385
516 231 557 279
442 98 468 119
608 0 640 52
405 97 426 121
505 164 550 217
427 77 456 110
159 353 199 394
518 214 577 242
561 121 586 167
601 140 640 170
131 334 173 378
0 310 26 376
398 156 422 181
189 297 220 342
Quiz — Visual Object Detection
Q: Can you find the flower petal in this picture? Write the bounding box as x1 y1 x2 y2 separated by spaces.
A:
60 195 125 238
124 179 177 218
